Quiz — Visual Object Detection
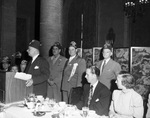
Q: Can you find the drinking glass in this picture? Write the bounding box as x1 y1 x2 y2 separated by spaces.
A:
82 107 89 117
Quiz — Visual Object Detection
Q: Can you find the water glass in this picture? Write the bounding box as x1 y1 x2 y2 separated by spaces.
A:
82 107 89 117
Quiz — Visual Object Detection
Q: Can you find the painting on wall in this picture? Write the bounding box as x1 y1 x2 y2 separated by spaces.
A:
82 49 93 67
77 48 82 58
93 47 102 65
113 47 130 72
131 47 150 100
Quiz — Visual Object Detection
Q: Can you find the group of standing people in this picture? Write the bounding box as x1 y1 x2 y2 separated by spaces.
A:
2 39 146 117
47 41 86 103
24 40 86 102
0 56 27 73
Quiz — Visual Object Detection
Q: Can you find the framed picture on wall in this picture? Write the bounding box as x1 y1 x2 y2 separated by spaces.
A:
82 49 93 67
93 47 102 65
113 47 130 72
77 48 82 58
131 47 150 100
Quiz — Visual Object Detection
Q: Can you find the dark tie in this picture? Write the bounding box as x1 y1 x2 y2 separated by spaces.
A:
101 60 106 72
88 85 93 107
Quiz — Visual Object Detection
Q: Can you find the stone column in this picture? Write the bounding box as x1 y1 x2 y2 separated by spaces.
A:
40 0 63 57
0 0 17 57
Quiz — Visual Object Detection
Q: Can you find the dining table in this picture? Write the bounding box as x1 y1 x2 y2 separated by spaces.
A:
0 99 108 118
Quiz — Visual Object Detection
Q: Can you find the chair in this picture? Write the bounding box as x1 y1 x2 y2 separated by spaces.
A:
69 87 83 105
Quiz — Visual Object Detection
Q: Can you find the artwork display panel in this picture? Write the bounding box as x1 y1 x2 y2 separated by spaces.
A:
77 48 82 58
93 47 102 65
113 47 130 72
82 49 93 67
131 47 150 100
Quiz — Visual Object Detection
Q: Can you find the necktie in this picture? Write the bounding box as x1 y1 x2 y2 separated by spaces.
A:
101 60 106 72
88 85 93 107
52 57 57 65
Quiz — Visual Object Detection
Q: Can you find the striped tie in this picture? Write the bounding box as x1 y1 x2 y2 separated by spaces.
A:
87 85 93 107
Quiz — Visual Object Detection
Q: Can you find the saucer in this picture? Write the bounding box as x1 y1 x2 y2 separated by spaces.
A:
33 111 46 117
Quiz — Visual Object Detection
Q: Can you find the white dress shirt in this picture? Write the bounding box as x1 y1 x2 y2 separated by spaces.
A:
69 55 76 63
91 80 98 95
32 54 39 63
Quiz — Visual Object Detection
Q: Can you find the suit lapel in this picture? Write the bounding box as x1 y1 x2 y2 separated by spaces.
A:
98 61 103 69
54 55 62 66
103 59 112 71
69 56 78 64
91 82 101 103
65 56 78 71
28 56 39 72
85 85 90 106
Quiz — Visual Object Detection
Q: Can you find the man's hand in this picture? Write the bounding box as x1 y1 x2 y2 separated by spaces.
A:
48 79 55 86
26 79 33 87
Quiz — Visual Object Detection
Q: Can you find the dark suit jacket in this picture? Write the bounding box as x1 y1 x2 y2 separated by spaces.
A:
77 81 111 116
95 59 121 90
61 55 86 93
25 56 50 97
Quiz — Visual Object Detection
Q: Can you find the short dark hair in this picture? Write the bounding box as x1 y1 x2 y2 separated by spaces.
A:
119 71 135 89
88 66 100 77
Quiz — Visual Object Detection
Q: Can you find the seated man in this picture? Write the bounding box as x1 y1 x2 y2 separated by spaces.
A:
76 66 111 116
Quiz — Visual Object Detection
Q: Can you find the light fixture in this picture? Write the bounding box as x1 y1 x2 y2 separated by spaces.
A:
124 0 149 22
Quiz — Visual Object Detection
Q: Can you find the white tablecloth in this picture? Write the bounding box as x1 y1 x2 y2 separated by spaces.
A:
0 101 108 118
3 106 54 118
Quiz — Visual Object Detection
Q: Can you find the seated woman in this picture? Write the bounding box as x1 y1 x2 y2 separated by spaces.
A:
109 71 144 118
146 94 150 118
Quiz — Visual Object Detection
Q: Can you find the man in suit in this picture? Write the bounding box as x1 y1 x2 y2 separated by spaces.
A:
61 41 86 103
96 44 121 91
25 40 50 98
47 42 67 102
77 66 111 116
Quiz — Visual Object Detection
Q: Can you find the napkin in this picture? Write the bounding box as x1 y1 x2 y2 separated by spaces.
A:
14 72 32 81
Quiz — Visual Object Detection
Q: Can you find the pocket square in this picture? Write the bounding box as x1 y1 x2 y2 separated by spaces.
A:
95 98 99 102
34 66 39 69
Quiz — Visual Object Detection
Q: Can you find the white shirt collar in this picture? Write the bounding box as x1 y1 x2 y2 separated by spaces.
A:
69 55 76 62
51 54 60 60
91 80 98 94
32 54 39 63
104 58 110 64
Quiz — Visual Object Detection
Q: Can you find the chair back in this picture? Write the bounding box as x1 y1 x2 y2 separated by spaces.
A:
69 87 83 105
